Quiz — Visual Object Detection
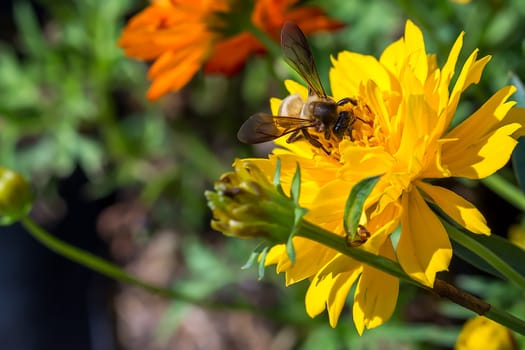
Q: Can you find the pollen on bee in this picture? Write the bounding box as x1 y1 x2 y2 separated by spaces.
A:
278 93 304 117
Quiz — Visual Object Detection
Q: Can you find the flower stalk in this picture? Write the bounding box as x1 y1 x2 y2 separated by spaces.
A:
20 210 525 335
20 216 179 299
206 159 525 334
299 218 525 334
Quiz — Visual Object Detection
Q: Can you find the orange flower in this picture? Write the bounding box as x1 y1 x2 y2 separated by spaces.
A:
118 0 343 100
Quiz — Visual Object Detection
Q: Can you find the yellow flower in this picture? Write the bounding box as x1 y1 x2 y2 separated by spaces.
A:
245 20 525 333
455 316 516 350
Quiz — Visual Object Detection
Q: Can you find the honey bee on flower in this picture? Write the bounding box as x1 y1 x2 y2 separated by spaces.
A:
238 21 373 156
209 20 525 333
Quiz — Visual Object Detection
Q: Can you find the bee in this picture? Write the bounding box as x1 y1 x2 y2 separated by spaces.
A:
237 21 356 153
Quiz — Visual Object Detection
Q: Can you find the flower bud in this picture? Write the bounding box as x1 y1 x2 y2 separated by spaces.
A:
0 167 33 225
205 160 300 242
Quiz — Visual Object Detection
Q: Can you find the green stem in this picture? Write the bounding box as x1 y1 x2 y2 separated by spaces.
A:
19 215 525 334
20 217 182 298
298 220 417 285
17 217 329 327
481 174 525 211
486 306 525 335
297 219 525 335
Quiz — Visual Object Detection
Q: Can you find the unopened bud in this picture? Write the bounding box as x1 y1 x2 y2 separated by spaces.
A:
0 167 33 225
205 160 300 242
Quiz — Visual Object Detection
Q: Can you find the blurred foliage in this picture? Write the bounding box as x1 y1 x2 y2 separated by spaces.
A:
1 0 525 349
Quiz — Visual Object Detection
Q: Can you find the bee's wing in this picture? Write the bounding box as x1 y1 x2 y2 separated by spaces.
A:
237 113 315 144
281 21 326 98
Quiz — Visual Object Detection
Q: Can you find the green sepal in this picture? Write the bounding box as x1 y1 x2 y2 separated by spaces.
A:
290 163 301 206
343 175 381 240
291 163 307 233
257 246 269 280
287 163 309 264
242 241 268 270
286 231 296 265
273 157 285 195
241 250 260 270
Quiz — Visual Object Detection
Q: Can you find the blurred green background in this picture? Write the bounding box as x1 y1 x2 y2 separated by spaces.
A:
1 0 525 349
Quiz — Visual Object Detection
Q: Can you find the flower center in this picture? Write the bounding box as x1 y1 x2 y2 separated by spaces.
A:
313 96 377 161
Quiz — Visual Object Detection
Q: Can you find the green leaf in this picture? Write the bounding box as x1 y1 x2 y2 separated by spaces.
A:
257 246 269 280
286 233 296 264
510 74 525 193
13 2 46 58
343 175 381 240
445 220 525 289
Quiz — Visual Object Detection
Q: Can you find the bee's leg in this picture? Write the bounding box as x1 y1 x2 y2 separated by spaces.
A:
338 97 368 124
333 111 350 139
302 129 330 155
324 128 331 140
337 97 357 107
286 130 303 143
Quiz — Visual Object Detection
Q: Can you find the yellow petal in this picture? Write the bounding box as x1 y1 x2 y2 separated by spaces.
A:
403 19 425 55
398 189 452 286
446 86 516 141
442 123 520 179
284 79 308 99
270 97 282 115
379 20 427 83
305 270 331 317
437 86 520 178
501 107 525 138
446 50 491 126
395 95 437 173
339 144 394 180
438 31 464 114
330 51 392 97
417 181 490 235
267 238 338 285
307 180 350 225
305 255 361 321
327 270 361 328
403 20 428 84
265 244 285 265
363 80 396 137
364 201 402 254
353 241 399 335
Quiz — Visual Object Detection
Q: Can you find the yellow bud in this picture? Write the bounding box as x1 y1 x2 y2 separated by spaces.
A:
205 160 299 242
0 167 33 225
